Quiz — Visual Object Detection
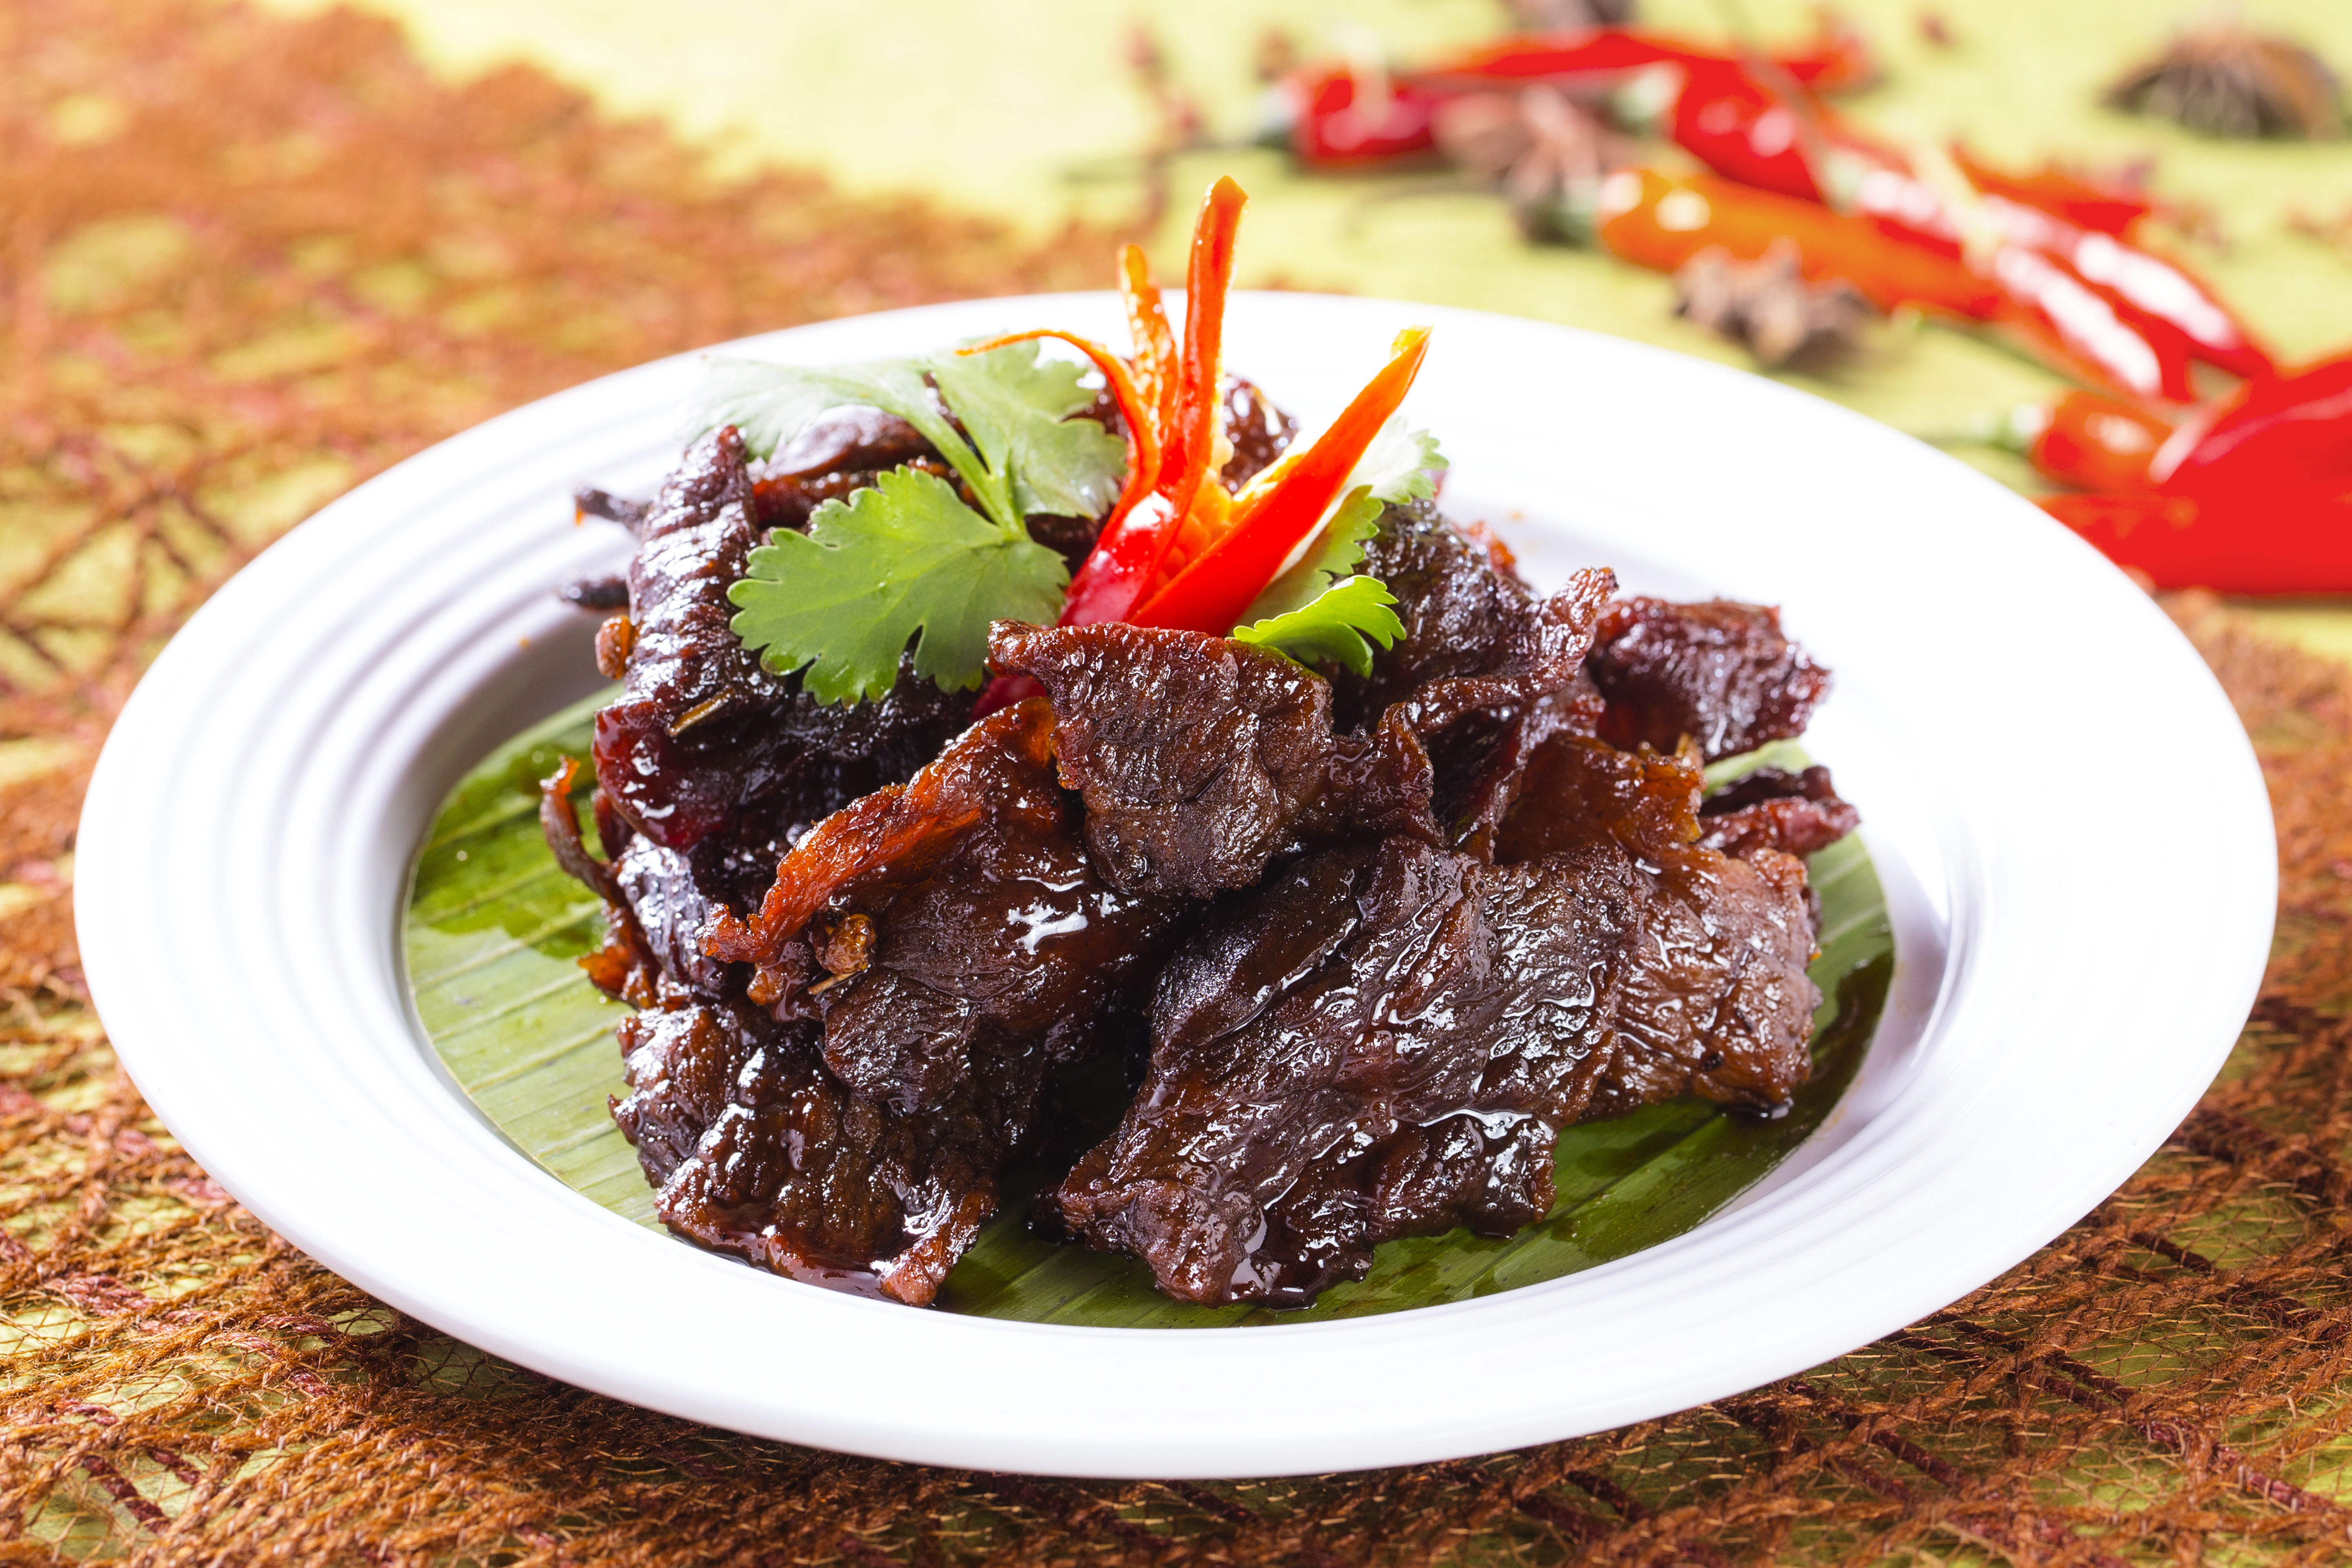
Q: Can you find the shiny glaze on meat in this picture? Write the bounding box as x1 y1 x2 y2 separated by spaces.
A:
1049 835 1638 1305
1496 735 1822 1116
1586 596 1831 762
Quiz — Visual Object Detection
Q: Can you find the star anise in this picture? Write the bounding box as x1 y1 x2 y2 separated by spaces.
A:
1431 86 1637 243
2106 23 2343 140
1673 240 1873 369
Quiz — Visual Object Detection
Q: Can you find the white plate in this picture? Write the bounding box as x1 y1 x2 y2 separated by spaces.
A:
77 293 2273 1478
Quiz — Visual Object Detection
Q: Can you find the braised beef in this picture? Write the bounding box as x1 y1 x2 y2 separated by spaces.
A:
990 517 1617 892
1697 763 1860 860
1049 834 1639 1305
1329 502 1618 851
1496 734 1821 1117
612 1000 1030 1305
589 428 977 858
1586 596 1831 762
988 621 1441 898
544 392 1857 1312
686 704 1180 1285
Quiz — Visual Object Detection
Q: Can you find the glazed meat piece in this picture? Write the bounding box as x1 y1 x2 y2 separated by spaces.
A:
989 621 1444 898
1497 734 1821 1116
1697 764 1860 860
1049 834 1639 1305
990 524 1616 894
1585 596 1831 762
706 696 1178 1151
1329 502 1619 849
1329 501 1595 730
600 700 1188 1302
590 427 977 857
610 1000 1033 1305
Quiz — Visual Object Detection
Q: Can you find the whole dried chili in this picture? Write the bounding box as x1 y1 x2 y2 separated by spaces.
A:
1632 60 2268 395
1287 28 2269 399
2032 353 2352 593
1596 169 2001 318
2022 390 2175 492
1285 26 1869 170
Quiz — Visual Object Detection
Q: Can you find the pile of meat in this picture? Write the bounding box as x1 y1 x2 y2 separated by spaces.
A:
548 387 1858 1309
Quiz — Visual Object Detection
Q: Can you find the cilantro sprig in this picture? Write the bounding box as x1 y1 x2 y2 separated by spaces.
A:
1228 420 1442 675
698 341 1126 702
1231 488 1404 676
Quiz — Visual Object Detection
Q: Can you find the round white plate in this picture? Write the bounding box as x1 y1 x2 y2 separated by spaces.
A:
77 293 2273 1478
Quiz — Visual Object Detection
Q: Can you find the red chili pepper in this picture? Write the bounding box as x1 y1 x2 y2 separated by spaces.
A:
2042 483 2352 596
1288 66 1450 168
1636 62 2272 390
1598 167 2188 401
1983 243 2185 401
2024 390 2174 492
2024 352 2352 592
1596 169 2003 318
1121 243 1180 442
1160 177 1246 534
2154 353 2352 500
1287 26 1872 171
1054 177 1246 631
1132 327 1430 637
1951 149 2151 238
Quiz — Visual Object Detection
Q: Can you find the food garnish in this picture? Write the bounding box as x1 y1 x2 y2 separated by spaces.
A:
698 175 1442 703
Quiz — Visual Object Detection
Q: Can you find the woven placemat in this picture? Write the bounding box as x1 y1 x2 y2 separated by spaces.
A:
8 2 2352 1561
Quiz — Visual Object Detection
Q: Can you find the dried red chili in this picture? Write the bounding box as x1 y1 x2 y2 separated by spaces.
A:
2024 390 2175 492
2034 353 2352 593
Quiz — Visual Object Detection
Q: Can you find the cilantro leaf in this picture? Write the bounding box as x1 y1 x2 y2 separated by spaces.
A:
728 466 1067 704
694 341 1127 535
1239 486 1386 626
1349 414 1447 505
695 354 983 499
931 341 1128 521
1232 575 1406 678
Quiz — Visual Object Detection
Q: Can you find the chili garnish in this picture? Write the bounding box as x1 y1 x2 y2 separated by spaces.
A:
1042 176 1248 631
1131 327 1432 638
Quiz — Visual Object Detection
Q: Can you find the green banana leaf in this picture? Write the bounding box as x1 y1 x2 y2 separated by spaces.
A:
405 691 1892 1325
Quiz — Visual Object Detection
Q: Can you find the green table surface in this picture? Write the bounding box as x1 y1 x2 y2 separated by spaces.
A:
260 0 2352 664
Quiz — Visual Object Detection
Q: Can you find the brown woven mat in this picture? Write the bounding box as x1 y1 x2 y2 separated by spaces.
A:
9 2 2352 1561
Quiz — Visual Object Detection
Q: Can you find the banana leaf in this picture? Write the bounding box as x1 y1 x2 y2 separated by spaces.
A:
406 692 1892 1325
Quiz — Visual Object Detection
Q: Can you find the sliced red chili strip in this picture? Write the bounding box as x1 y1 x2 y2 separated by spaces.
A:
1154 176 1248 539
1120 244 1181 444
1132 326 1430 637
